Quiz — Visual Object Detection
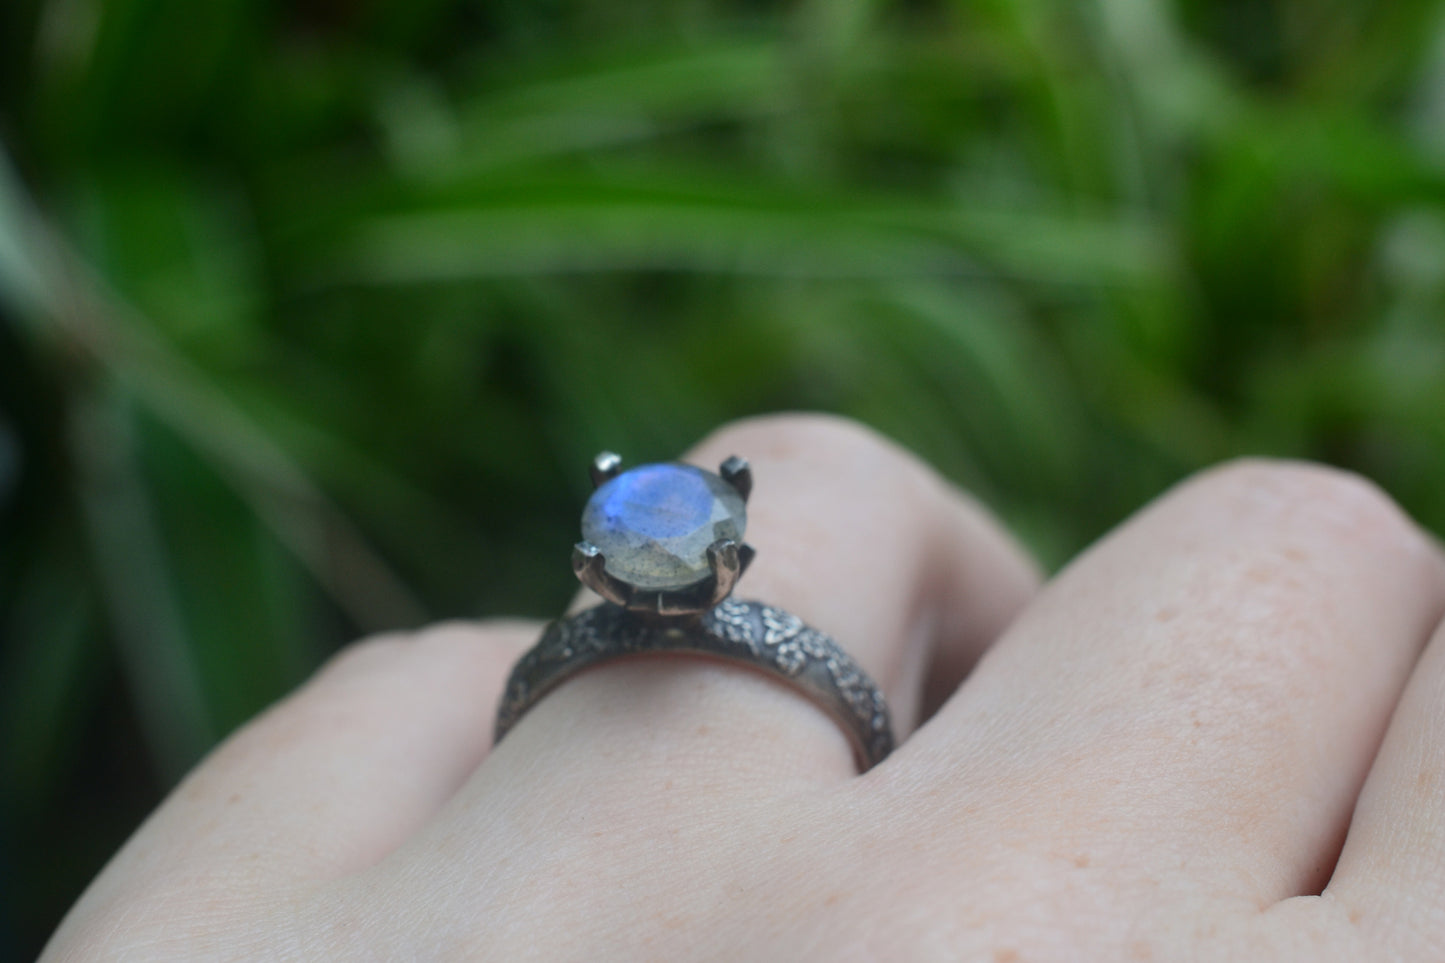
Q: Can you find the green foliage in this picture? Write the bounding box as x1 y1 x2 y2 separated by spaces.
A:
4 0 1445 951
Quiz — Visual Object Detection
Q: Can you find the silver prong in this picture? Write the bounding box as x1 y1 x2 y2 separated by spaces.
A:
705 538 742 606
590 451 623 488
572 542 630 607
719 455 751 502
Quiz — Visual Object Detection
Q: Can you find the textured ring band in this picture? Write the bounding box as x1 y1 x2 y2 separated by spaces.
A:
495 599 894 771
493 451 896 772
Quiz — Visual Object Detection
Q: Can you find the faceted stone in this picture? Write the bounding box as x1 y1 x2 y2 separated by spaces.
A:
581 463 746 590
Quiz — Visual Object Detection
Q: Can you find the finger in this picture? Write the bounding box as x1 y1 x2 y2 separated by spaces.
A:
910 459 1445 903
54 619 534 932
483 412 1040 793
1325 614 1445 959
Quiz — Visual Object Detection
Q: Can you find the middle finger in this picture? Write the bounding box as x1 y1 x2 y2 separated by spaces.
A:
908 459 1445 904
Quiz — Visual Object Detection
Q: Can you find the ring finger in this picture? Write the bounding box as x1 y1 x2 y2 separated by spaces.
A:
483 413 1040 796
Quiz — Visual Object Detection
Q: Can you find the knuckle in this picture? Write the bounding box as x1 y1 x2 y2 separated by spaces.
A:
411 618 538 664
689 413 951 525
314 632 412 682
693 411 899 464
314 620 538 689
1197 457 1424 551
410 618 482 647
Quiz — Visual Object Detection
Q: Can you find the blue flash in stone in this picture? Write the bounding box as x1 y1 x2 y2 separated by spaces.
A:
581 463 747 591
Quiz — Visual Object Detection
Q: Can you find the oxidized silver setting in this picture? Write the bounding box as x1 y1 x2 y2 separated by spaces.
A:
575 451 754 616
494 452 895 771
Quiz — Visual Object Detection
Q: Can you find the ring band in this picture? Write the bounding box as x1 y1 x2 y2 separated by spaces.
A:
493 451 896 772
495 599 894 771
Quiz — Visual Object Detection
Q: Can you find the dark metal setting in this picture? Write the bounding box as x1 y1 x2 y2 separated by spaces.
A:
718 454 752 502
571 536 756 616
494 451 897 772
589 450 623 488
575 454 756 618
495 600 894 771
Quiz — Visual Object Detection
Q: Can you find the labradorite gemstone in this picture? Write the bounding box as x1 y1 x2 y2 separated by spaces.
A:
581 463 746 590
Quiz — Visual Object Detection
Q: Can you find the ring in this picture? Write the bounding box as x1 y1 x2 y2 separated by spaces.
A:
494 452 896 771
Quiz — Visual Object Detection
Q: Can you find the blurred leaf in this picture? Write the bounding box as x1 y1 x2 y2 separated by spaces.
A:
0 538 97 811
0 415 18 510
410 40 793 176
69 387 213 779
68 165 265 358
0 147 58 319
316 171 1165 286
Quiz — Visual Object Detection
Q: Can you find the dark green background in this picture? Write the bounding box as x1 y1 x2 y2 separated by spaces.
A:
3 0 1445 955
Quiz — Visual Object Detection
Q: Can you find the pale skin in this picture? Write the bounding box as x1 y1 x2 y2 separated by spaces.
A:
41 414 1445 961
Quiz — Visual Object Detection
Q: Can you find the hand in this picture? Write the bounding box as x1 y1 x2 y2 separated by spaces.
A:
42 415 1445 961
